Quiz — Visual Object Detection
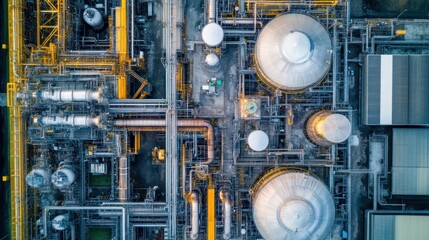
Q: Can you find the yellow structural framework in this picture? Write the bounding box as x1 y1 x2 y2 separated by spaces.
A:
8 0 27 239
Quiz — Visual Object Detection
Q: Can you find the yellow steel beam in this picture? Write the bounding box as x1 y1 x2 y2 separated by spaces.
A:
207 183 216 240
8 0 26 239
116 0 129 99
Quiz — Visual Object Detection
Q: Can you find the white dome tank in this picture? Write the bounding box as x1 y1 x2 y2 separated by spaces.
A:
252 170 335 240
202 23 224 47
205 53 220 66
52 214 69 231
204 53 221 72
26 168 50 188
51 165 76 188
83 8 104 29
255 14 332 92
306 111 351 146
247 130 269 151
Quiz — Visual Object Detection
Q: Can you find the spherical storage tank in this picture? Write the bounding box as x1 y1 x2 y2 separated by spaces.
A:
83 8 104 29
255 14 332 92
247 130 269 151
252 170 335 240
202 23 224 47
26 168 50 188
51 165 76 188
306 111 351 146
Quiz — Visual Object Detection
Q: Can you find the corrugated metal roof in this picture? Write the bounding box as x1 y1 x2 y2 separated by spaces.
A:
392 128 429 195
362 55 429 125
367 213 429 240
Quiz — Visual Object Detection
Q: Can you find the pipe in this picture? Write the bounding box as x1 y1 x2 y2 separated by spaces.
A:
34 89 101 102
114 119 215 164
33 115 101 127
190 191 199 239
208 0 216 23
221 18 263 28
118 156 129 202
220 190 232 239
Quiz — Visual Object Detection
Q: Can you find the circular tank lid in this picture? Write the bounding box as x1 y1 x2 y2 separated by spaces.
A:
322 114 351 143
253 172 335 240
202 23 224 47
205 53 220 66
245 101 258 114
248 130 269 151
282 32 311 64
255 14 332 91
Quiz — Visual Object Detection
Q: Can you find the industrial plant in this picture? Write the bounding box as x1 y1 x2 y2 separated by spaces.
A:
2 0 429 239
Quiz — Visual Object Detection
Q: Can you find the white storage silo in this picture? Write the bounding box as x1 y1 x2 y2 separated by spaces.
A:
254 14 332 92
251 170 335 240
306 111 351 146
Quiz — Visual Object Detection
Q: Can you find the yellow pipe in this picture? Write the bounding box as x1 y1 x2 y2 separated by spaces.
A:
207 184 216 240
116 0 129 99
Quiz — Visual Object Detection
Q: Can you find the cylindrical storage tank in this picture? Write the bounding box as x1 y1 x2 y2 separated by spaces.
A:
220 190 232 240
26 168 50 188
251 170 335 240
52 214 69 231
51 165 76 188
118 157 129 202
34 89 102 102
204 53 220 72
306 111 351 146
202 23 224 47
254 14 332 93
32 115 101 128
247 130 269 151
189 191 199 240
83 8 104 29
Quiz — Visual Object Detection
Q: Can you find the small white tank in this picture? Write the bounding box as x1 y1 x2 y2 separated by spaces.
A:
26 168 50 188
202 23 224 47
83 8 104 29
52 214 69 231
51 165 76 188
247 130 269 151
204 53 221 72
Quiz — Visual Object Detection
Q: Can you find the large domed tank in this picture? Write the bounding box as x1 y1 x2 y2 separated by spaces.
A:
26 168 50 188
51 164 76 188
306 111 351 146
251 169 335 240
254 14 332 93
52 214 70 231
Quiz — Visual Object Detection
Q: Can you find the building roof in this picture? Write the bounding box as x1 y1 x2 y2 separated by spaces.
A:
366 211 429 240
392 128 429 195
362 55 429 125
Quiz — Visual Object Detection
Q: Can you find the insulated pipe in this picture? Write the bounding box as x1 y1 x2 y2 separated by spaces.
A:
118 156 129 202
34 89 101 102
208 0 216 23
33 115 101 127
220 190 232 239
221 18 263 28
114 119 215 165
190 191 199 240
